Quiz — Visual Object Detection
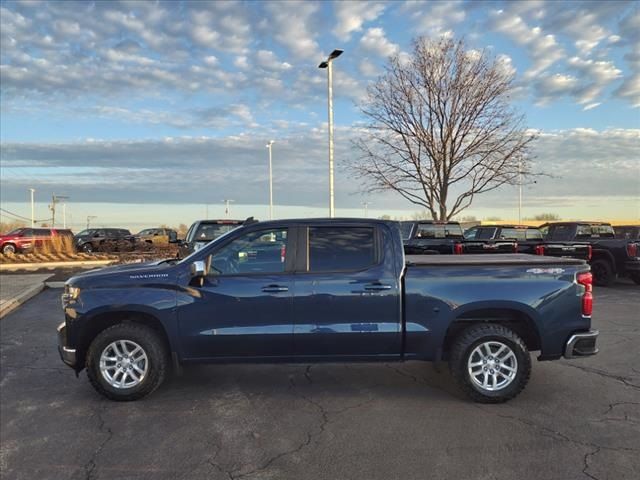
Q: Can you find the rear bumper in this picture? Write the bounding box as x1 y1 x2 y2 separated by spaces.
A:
624 260 640 272
564 330 599 359
57 322 76 368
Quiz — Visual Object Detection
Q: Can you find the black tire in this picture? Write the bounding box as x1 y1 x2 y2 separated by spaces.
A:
630 273 640 285
449 323 531 403
86 323 168 401
591 259 615 287
2 244 16 255
81 243 93 253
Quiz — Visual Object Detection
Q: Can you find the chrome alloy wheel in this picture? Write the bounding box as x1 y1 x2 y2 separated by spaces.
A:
99 340 148 389
467 341 518 391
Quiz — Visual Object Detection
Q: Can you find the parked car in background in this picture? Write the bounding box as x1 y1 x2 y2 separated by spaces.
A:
74 228 135 253
541 222 640 286
0 227 74 254
401 221 466 254
613 225 640 241
178 219 243 257
464 225 591 260
134 228 178 246
58 218 598 403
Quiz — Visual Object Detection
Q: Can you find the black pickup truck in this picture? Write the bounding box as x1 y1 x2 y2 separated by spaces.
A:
542 222 640 286
464 225 591 260
614 225 640 241
400 221 465 254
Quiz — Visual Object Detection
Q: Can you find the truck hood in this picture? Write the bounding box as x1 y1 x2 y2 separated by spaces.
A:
67 259 178 287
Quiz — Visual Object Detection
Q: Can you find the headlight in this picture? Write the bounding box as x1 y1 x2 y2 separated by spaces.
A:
63 285 81 302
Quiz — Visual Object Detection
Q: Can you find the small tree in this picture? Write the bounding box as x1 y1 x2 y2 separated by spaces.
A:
353 37 537 221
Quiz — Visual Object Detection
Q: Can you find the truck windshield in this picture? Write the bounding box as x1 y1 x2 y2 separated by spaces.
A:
76 229 96 237
415 224 464 239
471 227 498 240
189 224 240 243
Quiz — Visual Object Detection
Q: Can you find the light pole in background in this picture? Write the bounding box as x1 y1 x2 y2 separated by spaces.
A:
362 201 371 218
318 49 343 218
86 215 97 229
223 199 235 218
28 188 35 227
266 140 274 220
518 159 522 224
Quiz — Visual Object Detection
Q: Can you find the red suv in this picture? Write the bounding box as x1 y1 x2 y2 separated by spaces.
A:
0 228 74 255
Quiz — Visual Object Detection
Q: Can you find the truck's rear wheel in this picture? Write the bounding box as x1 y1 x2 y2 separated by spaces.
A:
449 323 531 403
591 259 614 287
86 323 168 401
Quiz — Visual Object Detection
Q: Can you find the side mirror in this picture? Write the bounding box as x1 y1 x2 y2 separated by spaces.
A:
191 260 206 277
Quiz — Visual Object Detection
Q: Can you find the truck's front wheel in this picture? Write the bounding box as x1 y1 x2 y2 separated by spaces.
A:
86 323 168 401
449 324 531 403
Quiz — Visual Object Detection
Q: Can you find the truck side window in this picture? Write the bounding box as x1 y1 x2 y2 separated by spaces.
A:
308 227 375 272
211 228 288 275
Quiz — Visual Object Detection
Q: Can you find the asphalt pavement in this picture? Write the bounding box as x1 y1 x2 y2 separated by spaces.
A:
1 284 638 480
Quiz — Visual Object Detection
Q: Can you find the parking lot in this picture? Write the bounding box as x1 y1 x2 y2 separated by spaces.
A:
0 283 638 480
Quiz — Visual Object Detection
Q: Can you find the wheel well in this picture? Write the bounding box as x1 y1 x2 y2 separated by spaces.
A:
591 251 614 265
78 311 171 367
442 309 541 358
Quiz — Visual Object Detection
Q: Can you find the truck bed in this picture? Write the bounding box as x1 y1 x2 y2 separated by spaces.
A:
405 253 586 266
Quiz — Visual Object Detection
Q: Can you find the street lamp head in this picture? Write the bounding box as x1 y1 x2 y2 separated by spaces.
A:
328 49 343 60
318 49 344 68
266 140 274 148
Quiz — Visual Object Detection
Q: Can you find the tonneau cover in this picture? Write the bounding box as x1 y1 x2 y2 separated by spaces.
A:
405 253 586 266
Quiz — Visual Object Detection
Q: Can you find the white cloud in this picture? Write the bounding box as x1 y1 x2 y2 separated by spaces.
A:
332 1 386 40
233 55 249 70
359 28 399 58
489 9 564 80
255 50 292 71
265 1 320 59
402 0 466 37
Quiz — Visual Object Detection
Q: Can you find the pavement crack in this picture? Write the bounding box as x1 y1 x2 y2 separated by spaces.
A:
83 405 113 480
582 446 601 480
303 365 313 384
603 401 640 415
563 363 640 390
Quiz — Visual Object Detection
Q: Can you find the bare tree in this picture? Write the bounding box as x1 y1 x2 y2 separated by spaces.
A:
352 37 537 221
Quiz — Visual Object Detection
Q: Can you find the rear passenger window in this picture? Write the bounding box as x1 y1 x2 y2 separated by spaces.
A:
308 227 375 272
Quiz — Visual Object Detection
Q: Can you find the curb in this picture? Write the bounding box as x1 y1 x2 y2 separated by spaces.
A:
0 282 45 319
45 281 66 288
0 260 113 272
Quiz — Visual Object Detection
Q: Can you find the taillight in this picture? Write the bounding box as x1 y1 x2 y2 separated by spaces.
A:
627 243 638 258
513 242 518 253
535 245 545 256
280 245 286 263
587 245 592 261
577 272 593 317
454 243 463 255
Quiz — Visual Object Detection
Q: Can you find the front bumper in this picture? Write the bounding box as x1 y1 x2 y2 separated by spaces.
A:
57 322 76 368
564 330 599 359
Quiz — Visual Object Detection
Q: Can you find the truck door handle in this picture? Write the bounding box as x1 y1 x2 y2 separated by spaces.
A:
262 285 289 293
364 283 392 291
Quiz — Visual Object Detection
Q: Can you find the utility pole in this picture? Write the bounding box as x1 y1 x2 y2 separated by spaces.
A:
86 215 97 229
49 194 68 228
319 49 344 218
266 140 274 220
29 188 35 227
223 199 235 218
63 204 67 228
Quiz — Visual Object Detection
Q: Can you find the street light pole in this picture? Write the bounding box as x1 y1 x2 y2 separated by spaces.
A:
29 188 35 227
518 159 522 224
86 215 97 229
319 49 343 218
266 140 274 220
362 201 370 218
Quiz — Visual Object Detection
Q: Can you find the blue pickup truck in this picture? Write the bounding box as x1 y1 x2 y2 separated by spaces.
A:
58 219 598 403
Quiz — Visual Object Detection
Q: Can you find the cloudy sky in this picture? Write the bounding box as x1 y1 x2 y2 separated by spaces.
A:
1 0 639 229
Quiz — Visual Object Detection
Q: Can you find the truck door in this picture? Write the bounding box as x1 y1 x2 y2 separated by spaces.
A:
177 227 295 359
292 224 402 358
